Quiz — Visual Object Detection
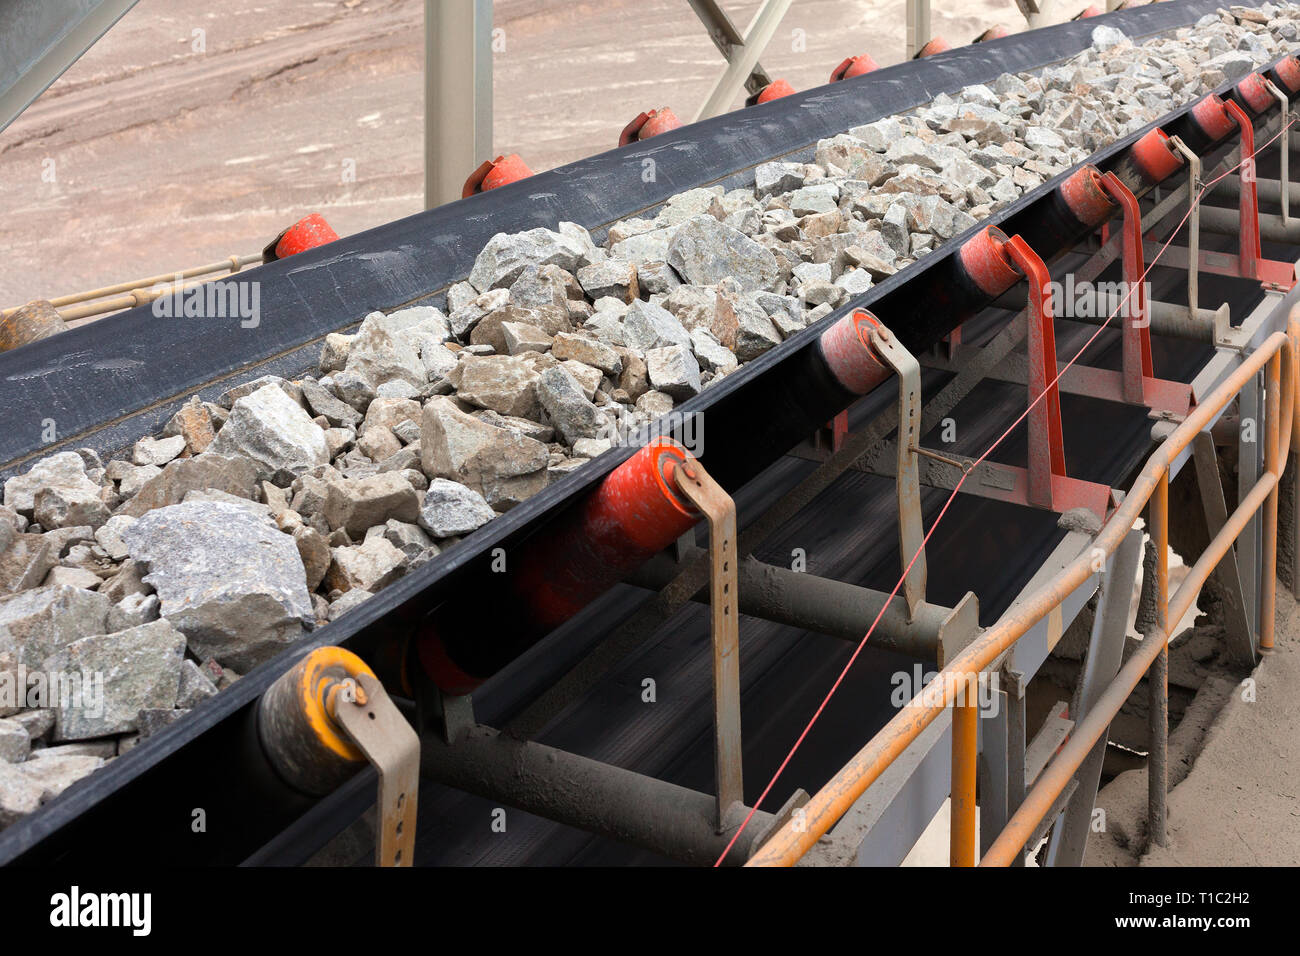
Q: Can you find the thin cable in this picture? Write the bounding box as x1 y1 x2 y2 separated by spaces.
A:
716 113 1297 867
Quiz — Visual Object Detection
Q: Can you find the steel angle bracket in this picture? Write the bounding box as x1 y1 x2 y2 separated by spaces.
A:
671 458 744 830
867 323 928 619
333 673 421 867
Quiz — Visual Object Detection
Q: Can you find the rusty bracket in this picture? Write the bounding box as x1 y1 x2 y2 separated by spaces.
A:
868 323 928 619
1167 135 1204 320
671 457 744 830
333 672 421 867
1262 79 1292 226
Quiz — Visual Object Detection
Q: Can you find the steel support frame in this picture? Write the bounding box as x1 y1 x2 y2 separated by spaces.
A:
424 0 494 209
691 0 793 121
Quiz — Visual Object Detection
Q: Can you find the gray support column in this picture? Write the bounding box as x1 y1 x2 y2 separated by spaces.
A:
1045 530 1142 866
425 0 494 210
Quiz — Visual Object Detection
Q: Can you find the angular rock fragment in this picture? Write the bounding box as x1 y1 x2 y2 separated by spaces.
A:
325 537 406 593
468 228 587 291
45 619 186 740
323 472 420 538
667 216 779 292
535 367 610 446
3 453 101 518
418 478 497 538
645 345 702 401
209 384 329 484
122 501 314 671
420 397 549 509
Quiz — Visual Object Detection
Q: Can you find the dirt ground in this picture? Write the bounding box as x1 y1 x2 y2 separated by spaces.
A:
0 0 1016 309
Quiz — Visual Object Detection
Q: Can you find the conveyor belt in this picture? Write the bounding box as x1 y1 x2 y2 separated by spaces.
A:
0 3 1286 865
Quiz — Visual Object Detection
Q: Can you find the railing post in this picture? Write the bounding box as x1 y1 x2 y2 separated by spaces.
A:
1147 471 1169 848
1262 350 1282 651
950 680 978 866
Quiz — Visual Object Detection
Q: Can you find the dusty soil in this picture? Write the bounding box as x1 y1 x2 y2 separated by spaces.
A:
0 0 1013 308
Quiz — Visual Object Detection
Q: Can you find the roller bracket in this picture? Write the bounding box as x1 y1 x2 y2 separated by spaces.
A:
333 673 421 868
670 457 743 830
866 321 928 619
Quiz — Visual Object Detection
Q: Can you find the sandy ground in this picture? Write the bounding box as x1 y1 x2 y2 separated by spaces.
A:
1139 586 1300 866
0 0 1015 308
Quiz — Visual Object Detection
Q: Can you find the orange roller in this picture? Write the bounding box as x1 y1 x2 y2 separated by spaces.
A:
1272 55 1300 94
830 55 879 82
1073 5 1103 18
1058 165 1118 230
914 37 950 59
1237 72 1275 115
619 107 682 146
1191 93 1237 143
973 26 1009 43
1128 128 1185 186
957 226 1021 298
264 213 339 262
462 153 533 198
747 78 796 105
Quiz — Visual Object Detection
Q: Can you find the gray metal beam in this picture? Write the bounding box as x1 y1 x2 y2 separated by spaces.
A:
1045 529 1141 866
424 0 493 209
0 0 138 135
420 724 775 865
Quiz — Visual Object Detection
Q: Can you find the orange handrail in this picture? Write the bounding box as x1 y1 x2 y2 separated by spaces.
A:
747 319 1298 867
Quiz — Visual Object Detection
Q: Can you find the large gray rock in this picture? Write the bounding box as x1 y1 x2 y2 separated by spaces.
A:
622 300 692 352
118 454 260 518
3 453 103 518
324 537 406 593
667 216 779 292
550 333 623 375
300 377 362 428
446 355 542 420
322 472 420 537
0 534 55 598
210 384 329 484
420 397 549 510
468 228 587 291
0 586 112 714
418 478 497 538
45 619 186 740
343 311 429 389
536 367 610 446
645 345 702 401
576 259 637 302
122 501 314 671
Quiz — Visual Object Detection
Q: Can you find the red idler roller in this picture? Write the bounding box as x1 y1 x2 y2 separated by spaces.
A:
958 225 1022 298
262 213 339 262
817 311 893 395
972 26 1009 42
1236 72 1276 116
831 55 879 82
1166 93 1237 155
747 78 796 105
416 438 701 694
1072 5 1103 18
619 107 682 146
1056 164 1120 230
1271 55 1300 94
462 153 533 198
913 37 950 59
1116 128 1186 192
